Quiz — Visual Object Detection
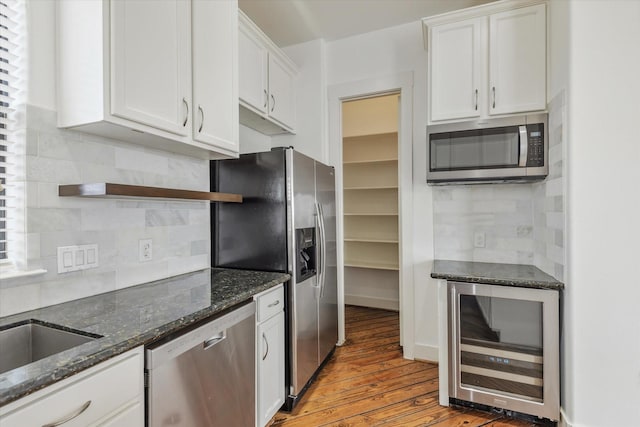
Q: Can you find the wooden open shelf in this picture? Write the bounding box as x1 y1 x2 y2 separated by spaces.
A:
59 183 243 203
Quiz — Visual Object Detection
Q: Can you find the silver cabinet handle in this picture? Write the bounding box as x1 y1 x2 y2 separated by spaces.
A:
474 89 478 111
198 105 204 133
492 87 496 109
262 332 269 361
182 98 189 127
42 400 92 427
203 331 226 350
267 300 280 308
270 94 275 112
263 89 268 108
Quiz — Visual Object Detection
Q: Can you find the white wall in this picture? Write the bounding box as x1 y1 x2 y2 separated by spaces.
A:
564 1 640 425
326 22 438 360
26 0 56 108
273 39 328 163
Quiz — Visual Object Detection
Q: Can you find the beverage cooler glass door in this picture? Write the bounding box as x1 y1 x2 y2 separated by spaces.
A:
448 282 559 421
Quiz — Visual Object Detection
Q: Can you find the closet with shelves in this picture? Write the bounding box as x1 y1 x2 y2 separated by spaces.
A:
342 95 400 310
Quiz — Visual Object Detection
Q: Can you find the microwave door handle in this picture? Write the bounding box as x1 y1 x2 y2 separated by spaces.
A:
518 125 528 167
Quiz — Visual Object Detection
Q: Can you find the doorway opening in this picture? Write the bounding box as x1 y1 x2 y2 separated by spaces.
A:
342 92 400 344
341 93 401 336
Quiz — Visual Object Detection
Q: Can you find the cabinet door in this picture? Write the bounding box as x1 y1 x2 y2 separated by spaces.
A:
95 402 143 427
111 0 191 135
489 3 546 115
239 26 268 114
192 0 239 154
257 311 285 427
430 17 484 122
267 54 296 130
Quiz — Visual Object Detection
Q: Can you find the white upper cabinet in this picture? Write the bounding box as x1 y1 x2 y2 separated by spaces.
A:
430 17 485 122
238 10 297 135
57 0 238 159
424 1 547 124
239 26 269 115
267 54 296 130
489 4 546 115
110 0 191 136
192 0 239 154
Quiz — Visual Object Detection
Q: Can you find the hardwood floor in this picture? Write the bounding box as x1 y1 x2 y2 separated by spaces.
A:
272 305 537 427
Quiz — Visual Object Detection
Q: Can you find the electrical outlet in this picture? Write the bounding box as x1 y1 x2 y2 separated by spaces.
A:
139 239 153 262
474 232 486 248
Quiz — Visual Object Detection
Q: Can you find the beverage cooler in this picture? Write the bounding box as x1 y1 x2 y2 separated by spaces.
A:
448 281 559 421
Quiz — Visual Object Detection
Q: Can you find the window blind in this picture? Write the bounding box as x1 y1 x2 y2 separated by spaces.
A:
0 0 22 261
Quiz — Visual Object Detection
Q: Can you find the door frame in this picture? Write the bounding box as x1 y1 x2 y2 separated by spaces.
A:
328 72 415 359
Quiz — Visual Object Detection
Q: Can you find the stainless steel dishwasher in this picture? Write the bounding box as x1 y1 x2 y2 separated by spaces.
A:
146 302 255 427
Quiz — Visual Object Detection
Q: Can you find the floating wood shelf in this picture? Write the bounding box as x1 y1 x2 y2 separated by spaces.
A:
59 183 242 203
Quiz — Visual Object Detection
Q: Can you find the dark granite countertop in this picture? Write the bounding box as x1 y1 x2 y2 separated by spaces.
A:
431 260 564 290
0 268 289 407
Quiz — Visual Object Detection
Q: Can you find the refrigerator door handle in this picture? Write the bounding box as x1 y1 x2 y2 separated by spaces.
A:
315 202 323 292
318 203 327 298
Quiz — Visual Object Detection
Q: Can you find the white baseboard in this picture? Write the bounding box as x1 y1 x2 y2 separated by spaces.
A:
560 408 572 427
344 294 399 311
413 343 439 363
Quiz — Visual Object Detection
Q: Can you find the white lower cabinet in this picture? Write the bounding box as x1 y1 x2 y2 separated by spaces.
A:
0 347 144 427
255 285 285 427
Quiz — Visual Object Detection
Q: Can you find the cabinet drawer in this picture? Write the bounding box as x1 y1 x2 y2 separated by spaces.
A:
256 285 284 323
0 349 143 427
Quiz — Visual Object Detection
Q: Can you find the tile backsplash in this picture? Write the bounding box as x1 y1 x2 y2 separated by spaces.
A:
533 91 565 280
433 185 535 265
1 106 210 317
433 91 566 281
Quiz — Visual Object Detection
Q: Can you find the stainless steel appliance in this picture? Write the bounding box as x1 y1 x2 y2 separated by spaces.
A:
427 113 548 184
448 282 559 421
146 302 256 427
211 147 338 409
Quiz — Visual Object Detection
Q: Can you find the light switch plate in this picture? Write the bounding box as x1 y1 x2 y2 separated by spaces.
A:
58 244 99 273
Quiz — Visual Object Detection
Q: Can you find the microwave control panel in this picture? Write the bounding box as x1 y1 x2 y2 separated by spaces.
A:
526 123 545 167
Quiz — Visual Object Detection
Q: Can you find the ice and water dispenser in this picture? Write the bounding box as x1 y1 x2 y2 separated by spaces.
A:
295 228 316 283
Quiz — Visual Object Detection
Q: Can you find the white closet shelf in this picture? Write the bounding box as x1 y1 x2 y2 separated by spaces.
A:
344 238 399 244
343 131 398 140
344 261 399 271
343 158 398 165
343 213 398 216
344 185 398 190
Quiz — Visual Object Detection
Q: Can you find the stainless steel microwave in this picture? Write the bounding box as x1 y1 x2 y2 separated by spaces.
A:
427 114 548 185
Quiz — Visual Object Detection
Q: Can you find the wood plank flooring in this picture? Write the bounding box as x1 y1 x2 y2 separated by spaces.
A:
272 305 537 427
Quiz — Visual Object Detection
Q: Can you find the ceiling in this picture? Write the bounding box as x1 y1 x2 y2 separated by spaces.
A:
238 0 496 47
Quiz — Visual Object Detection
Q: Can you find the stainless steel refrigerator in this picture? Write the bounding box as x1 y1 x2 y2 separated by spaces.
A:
210 147 338 409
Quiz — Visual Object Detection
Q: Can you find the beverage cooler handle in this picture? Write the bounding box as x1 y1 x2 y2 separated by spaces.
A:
518 125 528 167
318 204 327 297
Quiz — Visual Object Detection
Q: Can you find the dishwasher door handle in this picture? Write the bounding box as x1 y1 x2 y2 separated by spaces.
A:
203 331 226 350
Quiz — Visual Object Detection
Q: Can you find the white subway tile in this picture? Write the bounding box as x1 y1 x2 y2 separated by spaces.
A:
0 284 41 317
115 147 169 175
